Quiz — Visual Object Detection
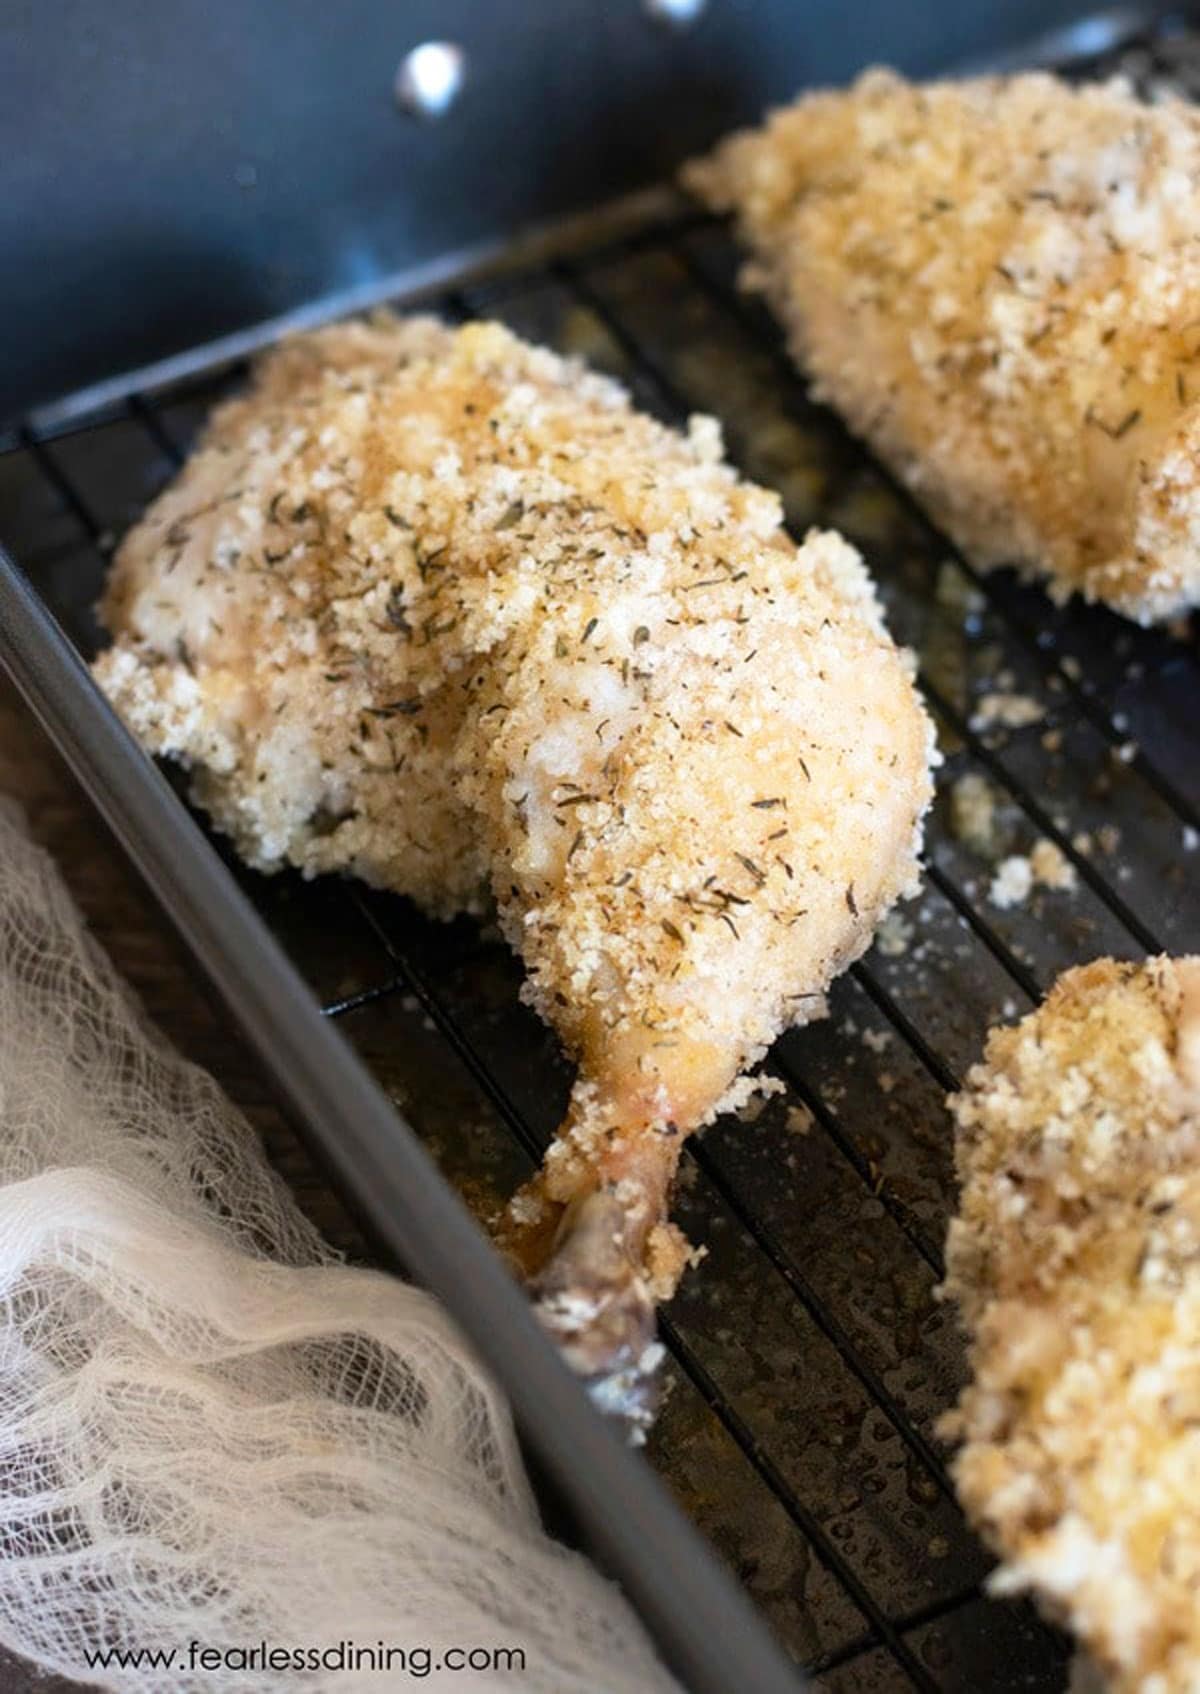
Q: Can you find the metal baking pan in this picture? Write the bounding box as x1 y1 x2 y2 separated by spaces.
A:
2 6 1198 1690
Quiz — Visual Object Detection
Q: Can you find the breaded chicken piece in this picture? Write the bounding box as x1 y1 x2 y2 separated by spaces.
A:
944 957 1200 1691
687 69 1200 624
96 315 935 1423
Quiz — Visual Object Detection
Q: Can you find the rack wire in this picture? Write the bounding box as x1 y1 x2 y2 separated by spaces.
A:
3 21 1199 1690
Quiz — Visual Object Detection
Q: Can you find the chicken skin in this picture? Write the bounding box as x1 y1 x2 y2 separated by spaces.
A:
96 315 935 1422
688 69 1200 624
944 957 1200 1692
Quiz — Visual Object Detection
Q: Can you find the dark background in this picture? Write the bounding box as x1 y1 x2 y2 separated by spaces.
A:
2 0 1108 421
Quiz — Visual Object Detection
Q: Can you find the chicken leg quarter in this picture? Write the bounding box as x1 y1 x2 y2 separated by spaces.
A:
688 69 1200 623
95 316 936 1423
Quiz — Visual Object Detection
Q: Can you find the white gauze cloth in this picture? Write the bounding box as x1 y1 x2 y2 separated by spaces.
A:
0 797 679 1693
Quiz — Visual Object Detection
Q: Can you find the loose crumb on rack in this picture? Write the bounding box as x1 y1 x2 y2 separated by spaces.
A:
875 906 915 956
784 1103 814 1136
950 772 999 855
1029 838 1077 893
969 692 1045 732
989 854 1034 909
989 837 1077 908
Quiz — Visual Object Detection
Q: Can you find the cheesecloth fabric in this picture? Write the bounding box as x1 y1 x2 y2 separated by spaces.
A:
0 797 678 1693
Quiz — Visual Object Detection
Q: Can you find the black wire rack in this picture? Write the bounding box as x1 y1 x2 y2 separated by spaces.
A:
3 22 1200 1692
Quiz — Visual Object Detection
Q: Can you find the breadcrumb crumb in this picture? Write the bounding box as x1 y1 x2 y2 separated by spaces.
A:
950 772 999 855
970 693 1046 733
990 838 1078 907
875 907 914 957
989 855 1034 909
1029 838 1078 893
784 1103 814 1137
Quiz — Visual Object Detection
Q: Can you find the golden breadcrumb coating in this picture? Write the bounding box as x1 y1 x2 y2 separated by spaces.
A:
688 69 1200 624
95 313 935 1409
944 957 1200 1692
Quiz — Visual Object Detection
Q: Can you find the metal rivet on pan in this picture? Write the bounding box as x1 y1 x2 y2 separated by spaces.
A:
644 0 708 26
394 42 466 119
